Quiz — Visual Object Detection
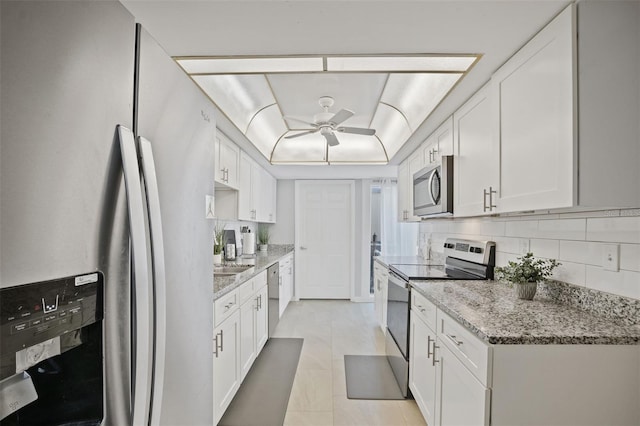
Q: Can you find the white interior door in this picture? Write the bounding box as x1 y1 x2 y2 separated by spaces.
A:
295 181 354 299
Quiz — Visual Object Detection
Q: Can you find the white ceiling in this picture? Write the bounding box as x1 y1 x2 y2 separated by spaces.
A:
120 0 572 179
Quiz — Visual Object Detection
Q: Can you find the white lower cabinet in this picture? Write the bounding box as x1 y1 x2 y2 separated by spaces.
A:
213 270 269 424
213 309 240 425
410 291 640 426
410 291 491 426
255 283 268 353
436 342 490 426
409 312 437 426
373 261 388 333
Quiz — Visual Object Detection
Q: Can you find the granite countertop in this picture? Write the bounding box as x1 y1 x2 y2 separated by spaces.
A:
213 244 294 300
410 280 640 345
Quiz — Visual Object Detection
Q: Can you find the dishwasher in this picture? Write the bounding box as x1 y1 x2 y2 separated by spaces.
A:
267 262 279 337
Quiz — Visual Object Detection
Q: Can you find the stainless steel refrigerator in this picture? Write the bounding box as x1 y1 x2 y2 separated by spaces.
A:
1 1 215 425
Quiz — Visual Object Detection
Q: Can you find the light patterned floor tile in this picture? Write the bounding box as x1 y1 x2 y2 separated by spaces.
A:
277 300 426 426
284 410 334 426
287 369 333 412
333 396 407 426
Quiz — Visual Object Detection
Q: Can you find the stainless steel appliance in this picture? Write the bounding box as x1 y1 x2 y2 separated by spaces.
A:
267 263 280 337
1 2 216 424
386 238 496 397
413 155 454 217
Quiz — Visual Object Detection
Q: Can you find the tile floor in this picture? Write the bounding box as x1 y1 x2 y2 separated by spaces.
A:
272 300 427 426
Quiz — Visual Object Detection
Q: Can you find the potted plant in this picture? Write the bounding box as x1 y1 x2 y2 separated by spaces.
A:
258 225 270 252
494 252 560 300
213 221 225 265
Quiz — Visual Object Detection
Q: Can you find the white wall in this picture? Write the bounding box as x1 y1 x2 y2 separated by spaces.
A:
419 209 640 300
270 180 295 244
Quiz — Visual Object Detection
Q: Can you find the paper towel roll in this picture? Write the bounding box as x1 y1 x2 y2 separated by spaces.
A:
242 232 256 255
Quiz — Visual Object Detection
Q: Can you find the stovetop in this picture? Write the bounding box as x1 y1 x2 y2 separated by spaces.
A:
389 238 496 281
389 263 482 281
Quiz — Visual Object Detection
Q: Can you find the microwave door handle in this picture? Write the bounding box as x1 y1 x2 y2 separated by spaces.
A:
118 125 153 426
427 170 437 204
138 137 167 426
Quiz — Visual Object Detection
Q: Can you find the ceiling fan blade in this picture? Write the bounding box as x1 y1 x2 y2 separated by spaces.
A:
329 109 354 126
337 126 376 136
284 129 318 139
284 116 317 128
324 131 340 147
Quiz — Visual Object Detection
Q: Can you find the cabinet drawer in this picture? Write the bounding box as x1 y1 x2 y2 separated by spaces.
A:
439 310 491 386
239 277 255 304
411 290 437 331
214 289 239 327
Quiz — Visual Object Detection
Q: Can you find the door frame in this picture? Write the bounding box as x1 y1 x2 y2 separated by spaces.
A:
294 180 356 301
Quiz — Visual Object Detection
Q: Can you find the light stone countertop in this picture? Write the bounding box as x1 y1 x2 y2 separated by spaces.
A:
410 279 640 345
213 244 294 300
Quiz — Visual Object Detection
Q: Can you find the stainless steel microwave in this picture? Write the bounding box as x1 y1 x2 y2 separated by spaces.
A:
413 155 453 217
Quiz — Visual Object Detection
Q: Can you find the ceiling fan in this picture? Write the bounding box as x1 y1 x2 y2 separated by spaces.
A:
284 96 376 146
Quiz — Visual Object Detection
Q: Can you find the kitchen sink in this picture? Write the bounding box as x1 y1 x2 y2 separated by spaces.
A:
214 265 252 276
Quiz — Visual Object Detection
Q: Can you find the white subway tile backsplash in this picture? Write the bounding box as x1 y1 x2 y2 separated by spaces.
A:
422 212 640 301
620 244 640 272
552 261 586 286
492 237 529 255
480 220 506 237
495 251 519 268
449 219 482 235
537 219 586 241
586 216 640 244
529 239 560 259
585 266 640 300
505 220 538 238
559 241 601 266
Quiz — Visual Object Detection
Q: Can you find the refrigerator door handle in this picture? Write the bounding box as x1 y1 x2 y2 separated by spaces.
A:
138 137 167 426
118 125 153 426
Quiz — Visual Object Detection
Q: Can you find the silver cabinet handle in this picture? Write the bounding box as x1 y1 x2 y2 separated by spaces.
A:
483 187 497 212
427 335 433 359
300 246 307 250
447 334 463 346
213 330 223 357
432 342 439 366
219 329 224 353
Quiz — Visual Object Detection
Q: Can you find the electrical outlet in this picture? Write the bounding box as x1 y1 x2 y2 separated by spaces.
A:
205 195 215 219
602 243 619 272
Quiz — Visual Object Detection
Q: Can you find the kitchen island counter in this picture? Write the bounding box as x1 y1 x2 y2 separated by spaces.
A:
410 279 640 345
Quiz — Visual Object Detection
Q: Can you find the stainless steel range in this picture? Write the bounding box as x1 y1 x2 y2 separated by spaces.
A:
386 238 496 397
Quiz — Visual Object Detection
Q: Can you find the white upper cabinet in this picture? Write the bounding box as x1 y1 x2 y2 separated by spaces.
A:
238 151 277 223
422 117 454 166
449 3 639 217
397 152 422 222
215 130 240 189
453 84 499 217
238 151 254 221
491 4 575 213
397 160 409 221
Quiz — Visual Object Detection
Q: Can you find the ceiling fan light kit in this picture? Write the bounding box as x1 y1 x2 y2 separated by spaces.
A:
177 54 480 164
